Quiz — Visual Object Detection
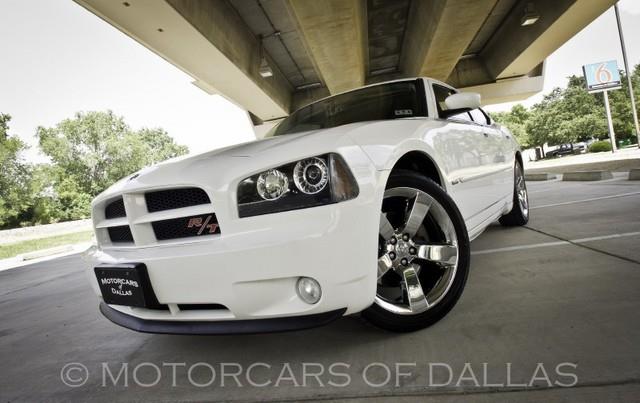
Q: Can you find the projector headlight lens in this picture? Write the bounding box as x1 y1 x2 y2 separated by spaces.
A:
257 169 289 200
237 153 359 218
293 157 328 194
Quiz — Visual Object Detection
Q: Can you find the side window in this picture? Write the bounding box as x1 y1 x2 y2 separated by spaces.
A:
468 108 488 125
481 108 492 125
432 84 472 122
432 85 454 117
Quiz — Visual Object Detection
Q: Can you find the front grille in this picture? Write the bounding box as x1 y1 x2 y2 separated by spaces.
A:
105 198 126 219
108 226 134 243
151 213 220 241
145 188 210 213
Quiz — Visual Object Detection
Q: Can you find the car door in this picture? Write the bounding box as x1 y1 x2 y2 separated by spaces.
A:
430 84 497 229
468 108 511 200
483 111 517 199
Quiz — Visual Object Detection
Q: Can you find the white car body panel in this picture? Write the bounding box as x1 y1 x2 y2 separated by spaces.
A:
85 77 521 329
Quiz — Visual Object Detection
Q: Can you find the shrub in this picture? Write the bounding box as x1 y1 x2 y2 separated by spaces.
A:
588 141 612 153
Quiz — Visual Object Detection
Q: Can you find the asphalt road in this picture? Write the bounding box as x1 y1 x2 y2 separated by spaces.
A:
1 173 640 402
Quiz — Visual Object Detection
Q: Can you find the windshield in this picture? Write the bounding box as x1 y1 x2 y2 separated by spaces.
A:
268 79 426 137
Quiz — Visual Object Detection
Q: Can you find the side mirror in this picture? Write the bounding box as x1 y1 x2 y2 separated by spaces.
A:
441 92 481 118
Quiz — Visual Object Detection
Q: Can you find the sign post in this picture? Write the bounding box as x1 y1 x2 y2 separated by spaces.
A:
583 60 622 153
602 90 617 152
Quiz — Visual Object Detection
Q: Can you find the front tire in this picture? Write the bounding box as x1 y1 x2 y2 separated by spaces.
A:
499 161 529 227
362 170 470 332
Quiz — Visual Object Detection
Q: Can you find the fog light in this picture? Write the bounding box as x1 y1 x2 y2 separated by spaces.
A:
296 277 321 304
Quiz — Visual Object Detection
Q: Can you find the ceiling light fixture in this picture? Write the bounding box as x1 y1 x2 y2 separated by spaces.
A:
296 82 323 90
521 2 540 26
259 58 273 78
258 35 273 78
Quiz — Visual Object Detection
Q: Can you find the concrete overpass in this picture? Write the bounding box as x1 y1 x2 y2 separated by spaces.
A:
76 0 616 126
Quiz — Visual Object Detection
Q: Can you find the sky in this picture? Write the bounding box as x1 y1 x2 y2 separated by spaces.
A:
0 0 255 162
1 1 639 163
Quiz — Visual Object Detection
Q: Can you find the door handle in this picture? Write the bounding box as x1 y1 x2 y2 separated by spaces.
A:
483 132 489 137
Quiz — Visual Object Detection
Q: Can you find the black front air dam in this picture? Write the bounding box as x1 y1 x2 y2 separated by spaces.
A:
99 302 346 335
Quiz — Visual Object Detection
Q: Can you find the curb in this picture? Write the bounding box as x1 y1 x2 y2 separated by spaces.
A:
0 242 93 272
525 173 557 181
18 245 74 261
562 171 614 181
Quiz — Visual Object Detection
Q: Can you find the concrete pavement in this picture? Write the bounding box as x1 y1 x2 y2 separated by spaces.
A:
1 176 639 402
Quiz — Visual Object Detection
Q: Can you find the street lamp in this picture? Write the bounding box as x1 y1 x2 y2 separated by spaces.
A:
614 3 640 148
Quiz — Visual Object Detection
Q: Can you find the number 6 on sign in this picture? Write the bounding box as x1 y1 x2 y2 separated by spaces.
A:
595 63 613 84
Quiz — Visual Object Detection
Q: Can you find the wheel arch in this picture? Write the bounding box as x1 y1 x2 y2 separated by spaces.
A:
390 151 444 187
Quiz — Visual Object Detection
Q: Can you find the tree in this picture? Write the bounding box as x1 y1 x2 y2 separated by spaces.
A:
556 77 607 142
0 114 33 229
35 111 188 222
491 104 531 148
523 88 560 151
524 77 608 153
37 111 188 198
137 128 189 165
606 67 640 144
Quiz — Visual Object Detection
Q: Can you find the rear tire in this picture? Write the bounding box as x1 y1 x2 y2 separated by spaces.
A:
362 170 470 332
499 161 529 227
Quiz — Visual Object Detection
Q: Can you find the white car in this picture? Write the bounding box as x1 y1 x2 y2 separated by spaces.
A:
85 78 529 334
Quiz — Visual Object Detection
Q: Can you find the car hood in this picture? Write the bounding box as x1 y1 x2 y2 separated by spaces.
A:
210 130 324 157
93 123 358 201
94 118 431 204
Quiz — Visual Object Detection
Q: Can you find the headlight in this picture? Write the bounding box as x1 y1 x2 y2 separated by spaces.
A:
257 169 289 200
293 157 329 194
237 153 359 218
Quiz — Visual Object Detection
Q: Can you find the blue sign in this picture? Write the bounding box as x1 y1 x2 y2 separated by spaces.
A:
582 60 622 92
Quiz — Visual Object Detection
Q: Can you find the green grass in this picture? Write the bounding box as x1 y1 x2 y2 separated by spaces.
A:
0 231 94 260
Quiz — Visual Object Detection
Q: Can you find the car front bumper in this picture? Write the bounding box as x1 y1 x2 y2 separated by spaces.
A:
84 199 380 331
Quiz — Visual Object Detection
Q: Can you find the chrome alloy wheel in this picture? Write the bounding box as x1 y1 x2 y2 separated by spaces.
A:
515 164 529 219
376 187 459 315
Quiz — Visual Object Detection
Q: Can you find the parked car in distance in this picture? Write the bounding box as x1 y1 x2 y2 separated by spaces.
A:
85 77 529 334
546 143 584 158
574 142 587 153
